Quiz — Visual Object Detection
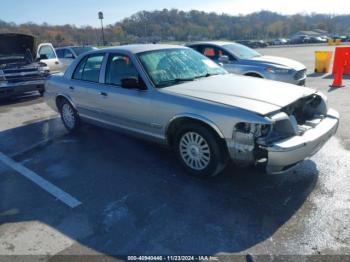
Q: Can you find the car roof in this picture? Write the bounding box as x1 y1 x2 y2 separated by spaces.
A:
55 46 95 49
101 44 187 54
187 41 233 47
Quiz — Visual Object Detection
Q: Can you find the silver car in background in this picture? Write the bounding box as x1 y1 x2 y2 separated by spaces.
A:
55 46 97 71
187 41 307 85
45 45 338 177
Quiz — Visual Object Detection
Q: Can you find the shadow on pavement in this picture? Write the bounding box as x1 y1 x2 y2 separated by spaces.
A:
0 119 319 256
322 74 350 80
307 72 328 78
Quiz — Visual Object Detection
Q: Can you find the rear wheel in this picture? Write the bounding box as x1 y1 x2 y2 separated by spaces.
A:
175 123 228 178
58 99 80 132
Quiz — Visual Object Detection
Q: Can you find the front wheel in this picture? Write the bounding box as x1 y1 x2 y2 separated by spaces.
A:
59 99 80 132
175 124 228 178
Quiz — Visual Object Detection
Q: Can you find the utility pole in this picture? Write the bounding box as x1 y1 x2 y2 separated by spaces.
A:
98 11 106 46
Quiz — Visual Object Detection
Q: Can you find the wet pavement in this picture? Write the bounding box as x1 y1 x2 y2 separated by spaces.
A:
1 45 350 261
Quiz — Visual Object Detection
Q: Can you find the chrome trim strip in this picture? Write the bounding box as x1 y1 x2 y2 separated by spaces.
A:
80 113 167 142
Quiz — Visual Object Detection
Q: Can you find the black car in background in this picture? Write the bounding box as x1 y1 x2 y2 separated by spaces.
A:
0 33 49 98
236 40 268 49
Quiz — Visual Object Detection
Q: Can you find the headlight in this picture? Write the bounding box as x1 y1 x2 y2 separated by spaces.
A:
0 70 5 82
266 67 291 74
235 122 272 138
38 66 50 75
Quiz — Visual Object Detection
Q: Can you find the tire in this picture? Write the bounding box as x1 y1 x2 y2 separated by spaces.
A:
58 98 80 132
39 90 44 97
175 123 228 178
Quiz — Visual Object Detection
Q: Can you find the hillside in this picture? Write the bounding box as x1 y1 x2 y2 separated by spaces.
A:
1 9 350 46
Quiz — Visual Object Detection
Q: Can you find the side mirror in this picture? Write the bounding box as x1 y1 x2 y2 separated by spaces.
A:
39 54 48 60
121 77 146 90
218 55 230 64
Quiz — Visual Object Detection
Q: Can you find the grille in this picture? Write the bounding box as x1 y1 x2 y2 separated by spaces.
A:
4 69 44 83
3 68 38 74
5 75 44 83
294 69 306 80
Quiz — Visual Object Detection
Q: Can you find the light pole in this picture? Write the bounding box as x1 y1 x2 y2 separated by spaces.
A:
98 11 106 46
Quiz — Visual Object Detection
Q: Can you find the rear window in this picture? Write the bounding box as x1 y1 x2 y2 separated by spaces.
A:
56 49 65 58
73 54 104 82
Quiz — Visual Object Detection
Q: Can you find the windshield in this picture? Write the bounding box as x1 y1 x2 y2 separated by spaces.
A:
138 48 227 88
71 46 96 56
223 43 261 59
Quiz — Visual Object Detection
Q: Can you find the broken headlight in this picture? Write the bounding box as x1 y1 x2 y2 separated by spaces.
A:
235 122 272 138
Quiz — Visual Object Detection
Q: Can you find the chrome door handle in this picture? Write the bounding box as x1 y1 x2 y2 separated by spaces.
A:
69 86 74 90
99 92 108 96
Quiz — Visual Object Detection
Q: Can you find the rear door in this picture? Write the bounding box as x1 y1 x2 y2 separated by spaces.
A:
68 53 106 119
37 43 63 73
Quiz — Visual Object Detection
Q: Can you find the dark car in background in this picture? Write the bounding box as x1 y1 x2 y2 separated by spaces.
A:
236 40 268 49
0 33 50 98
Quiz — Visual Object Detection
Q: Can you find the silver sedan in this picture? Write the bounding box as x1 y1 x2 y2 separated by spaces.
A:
44 44 338 177
187 41 307 85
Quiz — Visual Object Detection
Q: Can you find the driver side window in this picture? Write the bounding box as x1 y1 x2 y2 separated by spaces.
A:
105 54 138 86
200 46 231 61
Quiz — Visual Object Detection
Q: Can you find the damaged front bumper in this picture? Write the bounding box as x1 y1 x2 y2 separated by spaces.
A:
263 108 339 174
227 108 339 174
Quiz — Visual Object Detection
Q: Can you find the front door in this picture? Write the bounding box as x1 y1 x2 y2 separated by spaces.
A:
92 53 154 134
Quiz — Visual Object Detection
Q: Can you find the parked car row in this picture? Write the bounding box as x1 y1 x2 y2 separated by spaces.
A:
44 44 339 178
236 40 269 48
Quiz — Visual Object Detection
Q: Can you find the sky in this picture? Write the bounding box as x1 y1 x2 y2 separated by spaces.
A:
0 0 349 27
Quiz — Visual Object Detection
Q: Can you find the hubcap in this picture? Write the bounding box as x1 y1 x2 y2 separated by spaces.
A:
179 132 211 170
62 103 75 129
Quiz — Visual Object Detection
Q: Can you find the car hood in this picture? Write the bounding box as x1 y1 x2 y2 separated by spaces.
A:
162 74 316 115
0 33 36 58
250 55 306 71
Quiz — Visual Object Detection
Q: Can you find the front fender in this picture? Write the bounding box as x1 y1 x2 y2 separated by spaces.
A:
165 113 225 139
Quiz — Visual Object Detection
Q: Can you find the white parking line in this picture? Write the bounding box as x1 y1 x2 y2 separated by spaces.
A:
0 152 81 208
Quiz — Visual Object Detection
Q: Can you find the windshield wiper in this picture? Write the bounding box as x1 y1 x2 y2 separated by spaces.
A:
195 73 220 79
157 77 195 87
